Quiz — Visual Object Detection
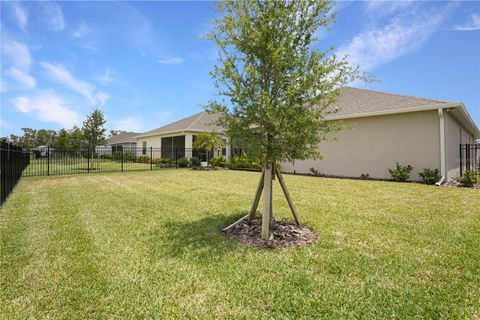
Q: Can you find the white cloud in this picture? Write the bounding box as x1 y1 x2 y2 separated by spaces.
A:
110 117 144 131
0 81 8 93
11 2 28 31
2 40 32 70
158 56 184 65
40 1 65 31
5 68 36 89
40 62 109 106
95 92 110 106
337 6 453 71
454 13 480 31
12 92 79 128
96 68 119 85
1 40 36 89
72 22 90 38
364 1 414 16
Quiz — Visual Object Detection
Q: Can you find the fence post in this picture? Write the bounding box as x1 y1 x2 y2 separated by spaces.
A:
460 144 463 177
150 147 153 170
121 148 124 172
87 148 90 173
47 146 50 176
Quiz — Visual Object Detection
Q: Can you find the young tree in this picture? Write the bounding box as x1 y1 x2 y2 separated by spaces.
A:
68 126 85 149
53 126 84 150
19 128 37 150
207 0 364 239
192 132 224 166
53 129 69 150
82 108 107 148
36 129 57 147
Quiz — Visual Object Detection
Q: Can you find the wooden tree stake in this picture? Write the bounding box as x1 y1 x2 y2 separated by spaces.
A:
248 168 265 220
262 163 273 240
275 167 301 225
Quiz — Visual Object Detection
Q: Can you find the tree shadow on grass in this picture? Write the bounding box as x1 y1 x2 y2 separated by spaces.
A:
146 211 249 264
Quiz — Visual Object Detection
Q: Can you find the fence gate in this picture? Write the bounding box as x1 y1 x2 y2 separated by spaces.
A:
460 144 480 177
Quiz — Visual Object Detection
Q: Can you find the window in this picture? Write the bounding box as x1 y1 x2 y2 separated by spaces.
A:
142 141 147 155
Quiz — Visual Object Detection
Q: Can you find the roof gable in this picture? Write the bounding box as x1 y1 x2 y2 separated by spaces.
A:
107 131 139 145
328 87 454 118
137 112 223 138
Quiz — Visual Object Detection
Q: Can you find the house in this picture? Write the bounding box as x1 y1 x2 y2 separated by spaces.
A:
134 112 229 161
135 87 479 181
106 131 139 153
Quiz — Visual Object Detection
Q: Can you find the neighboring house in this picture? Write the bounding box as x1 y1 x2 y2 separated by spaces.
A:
106 131 139 152
134 112 229 161
136 87 479 181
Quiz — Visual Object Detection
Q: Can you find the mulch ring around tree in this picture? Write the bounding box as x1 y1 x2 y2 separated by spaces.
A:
222 218 317 248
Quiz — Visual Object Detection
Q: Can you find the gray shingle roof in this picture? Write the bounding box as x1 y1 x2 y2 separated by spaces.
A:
327 87 454 118
136 87 478 138
137 112 223 138
107 132 139 145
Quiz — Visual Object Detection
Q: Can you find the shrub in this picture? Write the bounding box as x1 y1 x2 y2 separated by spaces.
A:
190 157 201 167
360 173 370 180
309 167 320 176
154 157 175 167
177 157 190 168
419 168 441 185
210 156 227 168
137 155 150 163
124 151 134 161
228 155 261 169
388 162 413 182
456 170 478 188
112 152 122 161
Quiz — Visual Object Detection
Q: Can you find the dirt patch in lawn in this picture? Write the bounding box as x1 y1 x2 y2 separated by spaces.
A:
222 219 317 248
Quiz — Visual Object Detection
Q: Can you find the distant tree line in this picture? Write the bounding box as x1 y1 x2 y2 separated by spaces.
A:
3 109 112 150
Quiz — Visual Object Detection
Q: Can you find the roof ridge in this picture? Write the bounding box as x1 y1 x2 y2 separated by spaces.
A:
186 111 206 130
344 86 455 104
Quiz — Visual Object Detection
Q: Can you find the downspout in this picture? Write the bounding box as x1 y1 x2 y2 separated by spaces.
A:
436 108 446 186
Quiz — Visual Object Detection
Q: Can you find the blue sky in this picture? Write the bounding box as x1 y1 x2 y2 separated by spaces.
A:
1 1 479 136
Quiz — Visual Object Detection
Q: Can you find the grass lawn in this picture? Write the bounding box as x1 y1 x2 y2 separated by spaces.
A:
23 157 164 176
1 170 479 319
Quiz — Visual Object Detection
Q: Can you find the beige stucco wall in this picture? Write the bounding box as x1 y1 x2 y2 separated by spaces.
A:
281 110 441 181
444 111 476 179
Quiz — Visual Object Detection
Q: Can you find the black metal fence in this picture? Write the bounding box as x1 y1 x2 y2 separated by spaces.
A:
1 141 30 205
19 147 226 177
460 144 480 176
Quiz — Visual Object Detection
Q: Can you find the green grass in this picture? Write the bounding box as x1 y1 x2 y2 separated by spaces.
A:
1 170 479 319
23 157 164 176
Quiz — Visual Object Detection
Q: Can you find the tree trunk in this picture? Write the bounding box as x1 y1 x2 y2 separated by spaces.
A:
262 162 273 240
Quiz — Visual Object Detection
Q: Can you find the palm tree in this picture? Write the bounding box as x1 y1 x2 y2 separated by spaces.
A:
192 132 224 166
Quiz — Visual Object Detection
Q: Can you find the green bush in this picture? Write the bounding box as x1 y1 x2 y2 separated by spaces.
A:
112 152 122 161
177 157 190 168
124 151 134 161
137 155 150 163
190 157 201 167
360 173 370 180
210 156 227 168
228 155 261 169
419 168 441 185
154 157 175 167
456 170 478 188
388 162 413 182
